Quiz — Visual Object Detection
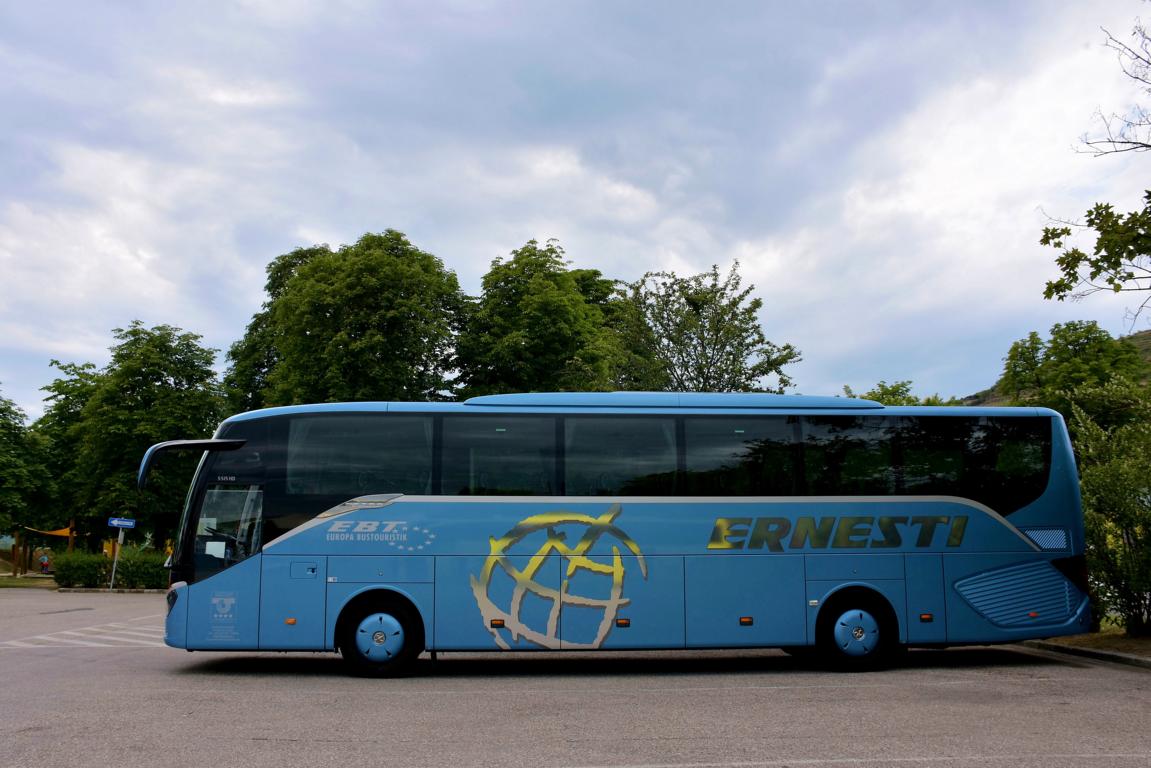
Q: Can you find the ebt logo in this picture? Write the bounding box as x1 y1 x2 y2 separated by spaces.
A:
325 520 436 551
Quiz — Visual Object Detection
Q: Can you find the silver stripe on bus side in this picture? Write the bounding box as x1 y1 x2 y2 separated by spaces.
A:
263 494 1040 552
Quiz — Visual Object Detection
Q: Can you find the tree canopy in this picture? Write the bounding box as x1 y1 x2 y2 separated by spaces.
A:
225 245 330 412
841 380 958 406
623 263 800 392
1042 18 1151 322
228 232 465 407
1042 192 1151 323
36 323 225 544
455 240 621 396
1001 321 1149 416
1070 377 1151 636
0 387 52 534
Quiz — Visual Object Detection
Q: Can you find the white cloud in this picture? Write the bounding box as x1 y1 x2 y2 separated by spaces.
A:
3 0 1150 417
727 3 1150 398
0 143 256 366
158 66 303 108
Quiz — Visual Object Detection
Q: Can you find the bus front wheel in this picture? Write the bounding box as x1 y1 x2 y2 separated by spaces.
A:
816 593 898 671
338 598 422 677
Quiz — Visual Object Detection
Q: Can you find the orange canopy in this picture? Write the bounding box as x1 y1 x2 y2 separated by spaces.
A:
23 526 72 537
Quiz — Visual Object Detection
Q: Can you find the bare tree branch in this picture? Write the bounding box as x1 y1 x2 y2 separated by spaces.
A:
1081 22 1151 155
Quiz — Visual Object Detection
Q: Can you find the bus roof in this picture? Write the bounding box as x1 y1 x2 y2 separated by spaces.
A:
463 392 882 409
223 392 880 423
219 392 1060 424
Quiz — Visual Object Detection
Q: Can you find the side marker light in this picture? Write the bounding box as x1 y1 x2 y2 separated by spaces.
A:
491 619 505 629
919 613 934 623
615 618 631 628
285 618 297 625
739 616 754 626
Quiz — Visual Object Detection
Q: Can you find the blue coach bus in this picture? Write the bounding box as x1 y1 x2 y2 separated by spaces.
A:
139 392 1090 675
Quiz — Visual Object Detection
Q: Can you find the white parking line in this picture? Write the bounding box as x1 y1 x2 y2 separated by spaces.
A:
55 629 163 646
568 754 1151 768
0 617 167 649
86 625 166 639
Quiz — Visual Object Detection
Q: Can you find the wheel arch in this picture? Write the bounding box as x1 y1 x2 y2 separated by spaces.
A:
331 586 429 653
813 583 903 646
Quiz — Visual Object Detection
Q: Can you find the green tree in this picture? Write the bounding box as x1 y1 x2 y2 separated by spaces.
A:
38 323 225 545
1042 19 1151 320
456 240 622 396
1041 193 1151 322
260 231 464 404
1000 321 1149 416
225 245 330 411
1071 377 1151 636
623 263 800 392
842 380 958 406
34 361 102 533
603 294 672 391
0 387 53 534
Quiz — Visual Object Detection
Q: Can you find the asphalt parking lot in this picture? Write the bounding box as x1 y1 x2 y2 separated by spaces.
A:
3 590 1150 768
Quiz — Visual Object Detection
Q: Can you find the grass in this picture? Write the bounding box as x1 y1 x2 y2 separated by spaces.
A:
1041 625 1151 658
0 556 58 588
0 574 58 589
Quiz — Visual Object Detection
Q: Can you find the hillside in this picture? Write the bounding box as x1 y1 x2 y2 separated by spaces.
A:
1130 327 1151 360
964 328 1151 406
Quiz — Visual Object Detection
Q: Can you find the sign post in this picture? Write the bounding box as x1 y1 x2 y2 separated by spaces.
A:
107 517 136 590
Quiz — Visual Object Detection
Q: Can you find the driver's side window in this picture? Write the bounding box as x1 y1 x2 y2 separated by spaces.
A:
195 484 264 579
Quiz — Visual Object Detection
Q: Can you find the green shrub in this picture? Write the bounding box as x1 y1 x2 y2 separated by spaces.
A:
113 548 168 589
1071 380 1151 637
52 552 109 588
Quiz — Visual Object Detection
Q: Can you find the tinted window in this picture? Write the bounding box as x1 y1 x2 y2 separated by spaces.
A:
178 419 273 583
565 417 677 495
803 416 897 496
965 417 1051 513
441 416 555 495
684 416 798 495
800 415 1051 514
286 415 433 496
206 418 268 485
896 417 970 495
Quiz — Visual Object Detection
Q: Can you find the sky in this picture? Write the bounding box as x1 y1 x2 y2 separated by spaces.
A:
2 0 1149 420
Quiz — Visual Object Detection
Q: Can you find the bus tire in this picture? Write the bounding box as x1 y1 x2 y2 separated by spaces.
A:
338 596 423 678
816 591 899 671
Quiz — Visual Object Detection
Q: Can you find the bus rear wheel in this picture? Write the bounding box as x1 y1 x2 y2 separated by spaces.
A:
338 599 422 677
817 594 898 671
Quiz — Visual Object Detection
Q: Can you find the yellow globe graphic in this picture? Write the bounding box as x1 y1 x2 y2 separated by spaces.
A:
470 504 646 649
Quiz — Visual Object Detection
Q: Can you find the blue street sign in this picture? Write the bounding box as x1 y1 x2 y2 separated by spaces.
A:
108 517 136 529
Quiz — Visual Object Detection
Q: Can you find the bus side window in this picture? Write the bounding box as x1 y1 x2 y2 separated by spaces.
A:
565 417 677 496
803 417 895 496
967 417 1052 514
683 416 798 495
899 417 967 495
440 416 556 495
286 415 433 496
